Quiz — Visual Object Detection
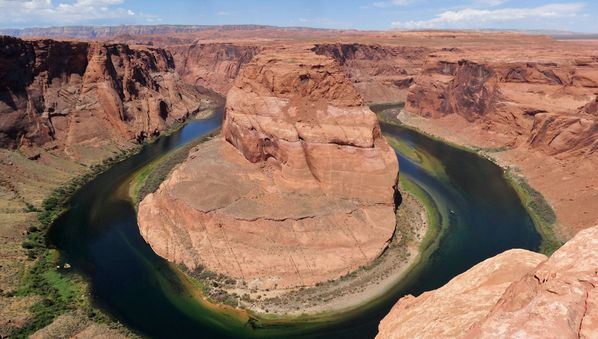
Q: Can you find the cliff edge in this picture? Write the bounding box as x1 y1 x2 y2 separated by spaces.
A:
377 225 598 339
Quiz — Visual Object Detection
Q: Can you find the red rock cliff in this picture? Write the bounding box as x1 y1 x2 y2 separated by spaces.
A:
0 36 216 159
223 46 398 202
406 57 598 157
169 42 259 95
313 43 429 103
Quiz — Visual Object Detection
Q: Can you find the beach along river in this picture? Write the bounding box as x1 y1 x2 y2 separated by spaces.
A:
48 105 541 338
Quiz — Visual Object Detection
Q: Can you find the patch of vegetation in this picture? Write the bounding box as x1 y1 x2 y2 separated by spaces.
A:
399 176 443 253
12 108 221 337
11 251 79 337
23 147 141 261
476 145 512 153
506 171 562 254
181 264 243 308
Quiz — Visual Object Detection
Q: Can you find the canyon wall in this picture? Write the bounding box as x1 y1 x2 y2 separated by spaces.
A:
313 37 597 239
314 40 598 158
313 43 429 103
138 46 399 290
0 35 217 161
406 57 598 158
396 44 598 238
377 225 598 339
169 43 259 94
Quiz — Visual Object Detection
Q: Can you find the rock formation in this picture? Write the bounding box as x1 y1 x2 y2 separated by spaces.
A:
0 35 216 160
169 43 259 94
406 58 598 158
313 43 429 103
137 47 399 289
377 225 598 339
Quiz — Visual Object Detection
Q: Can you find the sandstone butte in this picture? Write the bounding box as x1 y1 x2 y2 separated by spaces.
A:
377 224 598 339
137 46 399 290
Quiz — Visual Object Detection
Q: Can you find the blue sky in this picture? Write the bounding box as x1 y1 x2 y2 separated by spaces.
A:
1 0 597 33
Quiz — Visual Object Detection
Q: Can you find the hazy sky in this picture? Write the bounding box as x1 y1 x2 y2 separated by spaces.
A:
1 0 596 33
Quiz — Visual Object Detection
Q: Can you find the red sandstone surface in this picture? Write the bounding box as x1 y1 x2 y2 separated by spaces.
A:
137 47 398 289
309 35 598 239
169 43 259 94
377 225 598 339
0 35 218 160
0 34 218 337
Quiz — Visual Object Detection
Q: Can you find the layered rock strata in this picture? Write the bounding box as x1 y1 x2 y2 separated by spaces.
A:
406 58 598 158
170 43 259 94
377 225 598 339
313 43 429 103
0 35 215 160
138 47 399 289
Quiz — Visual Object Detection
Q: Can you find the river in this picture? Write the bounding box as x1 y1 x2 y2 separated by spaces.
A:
47 105 541 338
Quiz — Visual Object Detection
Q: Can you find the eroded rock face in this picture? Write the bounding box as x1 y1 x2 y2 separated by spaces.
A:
170 43 259 94
138 47 399 289
406 58 598 157
222 47 397 202
313 43 429 103
0 36 215 159
377 225 598 339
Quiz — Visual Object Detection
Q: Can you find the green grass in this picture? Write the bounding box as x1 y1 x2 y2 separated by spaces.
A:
11 251 83 337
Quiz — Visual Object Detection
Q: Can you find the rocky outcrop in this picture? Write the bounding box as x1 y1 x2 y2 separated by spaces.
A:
377 225 598 339
407 60 500 122
137 47 399 290
0 35 216 159
528 112 598 156
313 43 429 103
170 43 259 94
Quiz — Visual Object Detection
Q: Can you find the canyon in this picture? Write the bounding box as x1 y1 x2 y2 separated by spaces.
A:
137 46 399 290
0 26 597 338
